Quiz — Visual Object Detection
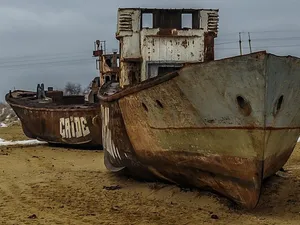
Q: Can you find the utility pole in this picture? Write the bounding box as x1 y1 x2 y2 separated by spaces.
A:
239 32 243 55
248 32 252 53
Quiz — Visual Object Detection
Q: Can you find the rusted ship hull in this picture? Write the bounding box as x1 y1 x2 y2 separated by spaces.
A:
99 52 300 208
6 91 102 148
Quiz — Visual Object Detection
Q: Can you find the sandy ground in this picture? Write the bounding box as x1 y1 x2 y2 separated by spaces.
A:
0 126 300 224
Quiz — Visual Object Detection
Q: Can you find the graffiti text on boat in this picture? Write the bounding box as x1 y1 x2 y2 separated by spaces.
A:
59 117 90 138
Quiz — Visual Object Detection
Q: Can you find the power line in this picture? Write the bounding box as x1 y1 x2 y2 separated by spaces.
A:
0 54 93 65
215 41 238 45
215 44 300 50
250 30 300 34
0 50 91 61
216 36 300 46
0 58 92 67
0 61 95 71
0 58 94 70
220 30 300 36
252 36 300 42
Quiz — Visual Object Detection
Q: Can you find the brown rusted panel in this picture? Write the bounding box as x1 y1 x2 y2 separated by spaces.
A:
120 57 143 62
141 151 263 208
45 90 63 98
61 95 85 105
46 91 64 103
204 32 215 62
154 10 182 29
93 50 103 57
156 28 178 36
5 91 102 148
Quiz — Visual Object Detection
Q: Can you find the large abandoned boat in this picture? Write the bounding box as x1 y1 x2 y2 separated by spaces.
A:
6 77 103 147
99 8 300 208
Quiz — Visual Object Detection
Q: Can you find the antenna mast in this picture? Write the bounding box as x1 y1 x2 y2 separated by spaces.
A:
239 32 243 55
248 32 252 53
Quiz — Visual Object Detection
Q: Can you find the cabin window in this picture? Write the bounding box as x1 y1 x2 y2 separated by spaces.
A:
181 13 192 29
140 10 201 29
142 13 153 28
158 66 179 76
147 63 183 78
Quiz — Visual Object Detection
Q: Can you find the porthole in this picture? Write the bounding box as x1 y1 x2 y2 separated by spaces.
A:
276 95 284 111
142 102 148 112
237 96 246 109
156 100 163 108
236 95 252 116
273 95 284 116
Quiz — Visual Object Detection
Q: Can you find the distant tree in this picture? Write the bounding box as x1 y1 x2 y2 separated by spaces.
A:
64 82 82 95
82 84 90 95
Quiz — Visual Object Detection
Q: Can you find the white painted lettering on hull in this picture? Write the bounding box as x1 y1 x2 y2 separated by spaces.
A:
60 117 90 138
101 105 121 160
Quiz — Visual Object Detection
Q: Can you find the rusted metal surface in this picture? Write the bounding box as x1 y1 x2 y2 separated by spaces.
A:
99 51 300 208
98 71 179 102
120 57 142 62
101 100 155 179
6 90 102 148
204 32 215 62
93 50 103 57
156 28 178 36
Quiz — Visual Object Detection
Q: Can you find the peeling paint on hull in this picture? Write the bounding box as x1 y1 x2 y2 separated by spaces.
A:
99 52 300 208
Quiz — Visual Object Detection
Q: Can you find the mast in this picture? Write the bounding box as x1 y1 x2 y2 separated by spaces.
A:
248 32 252 53
239 32 243 55
93 40 106 86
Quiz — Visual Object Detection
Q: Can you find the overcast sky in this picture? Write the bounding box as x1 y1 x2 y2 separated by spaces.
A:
1 0 300 101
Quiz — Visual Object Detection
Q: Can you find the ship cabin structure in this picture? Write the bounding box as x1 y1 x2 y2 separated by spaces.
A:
115 8 219 88
93 40 120 86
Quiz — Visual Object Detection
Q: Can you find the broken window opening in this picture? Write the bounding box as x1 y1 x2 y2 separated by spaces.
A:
148 63 183 78
142 13 153 28
181 13 192 29
158 66 180 76
105 58 112 67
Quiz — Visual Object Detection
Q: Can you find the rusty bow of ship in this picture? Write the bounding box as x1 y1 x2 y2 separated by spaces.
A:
97 8 300 208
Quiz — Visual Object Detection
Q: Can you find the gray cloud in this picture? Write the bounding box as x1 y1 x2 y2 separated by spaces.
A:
0 0 299 100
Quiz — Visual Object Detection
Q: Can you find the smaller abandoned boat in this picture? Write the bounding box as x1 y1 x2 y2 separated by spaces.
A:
6 77 102 148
